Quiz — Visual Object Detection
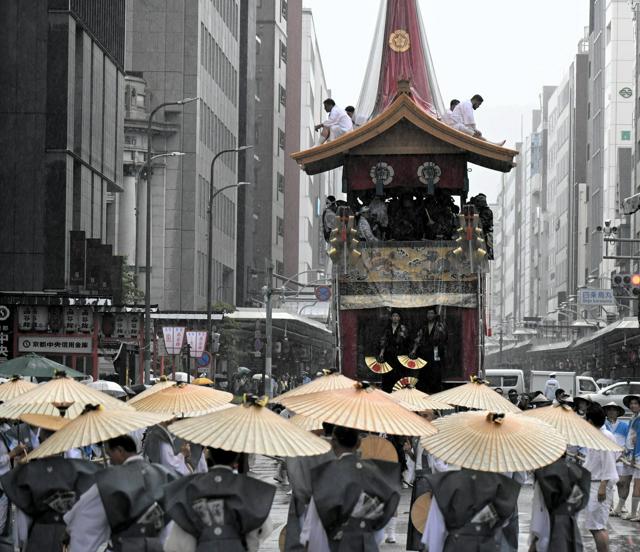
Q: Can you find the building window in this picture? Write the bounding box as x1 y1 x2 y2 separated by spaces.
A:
279 85 286 108
279 41 287 66
281 0 288 21
621 130 631 141
124 136 136 145
277 173 285 198
277 216 284 237
276 260 285 276
278 129 286 152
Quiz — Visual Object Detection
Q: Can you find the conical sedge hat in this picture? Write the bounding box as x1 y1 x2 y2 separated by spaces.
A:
420 411 566 472
26 405 172 460
168 396 331 457
273 371 355 402
289 414 324 432
280 382 437 437
523 404 623 452
390 387 453 412
427 378 521 414
131 383 233 417
0 374 133 419
0 377 38 403
127 379 177 405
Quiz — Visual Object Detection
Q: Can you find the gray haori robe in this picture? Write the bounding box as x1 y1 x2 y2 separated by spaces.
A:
310 455 401 551
98 459 176 552
425 470 521 552
1 457 99 552
163 467 276 551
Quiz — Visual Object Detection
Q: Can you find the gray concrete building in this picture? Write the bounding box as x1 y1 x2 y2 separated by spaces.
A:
126 0 244 311
0 0 125 293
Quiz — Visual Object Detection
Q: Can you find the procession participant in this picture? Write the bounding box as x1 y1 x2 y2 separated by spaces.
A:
507 389 519 405
345 106 366 128
573 396 591 418
64 434 176 552
518 393 533 410
162 447 275 552
284 423 335 552
409 307 448 394
622 394 640 521
0 419 27 532
300 425 401 552
1 456 99 551
322 196 338 241
581 404 618 552
603 402 631 517
377 311 410 393
451 95 506 146
421 468 521 552
441 99 459 126
143 421 205 475
528 456 591 552
314 99 353 144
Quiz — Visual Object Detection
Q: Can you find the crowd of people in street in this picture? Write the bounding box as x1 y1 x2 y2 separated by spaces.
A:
0 369 636 552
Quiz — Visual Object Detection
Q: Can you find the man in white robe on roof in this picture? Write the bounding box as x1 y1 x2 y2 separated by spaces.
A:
441 99 460 126
451 94 506 146
315 98 353 144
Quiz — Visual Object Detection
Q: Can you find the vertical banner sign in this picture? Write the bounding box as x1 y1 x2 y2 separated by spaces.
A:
0 305 13 363
78 308 93 334
64 307 78 333
18 307 33 332
115 314 128 338
128 314 140 339
33 307 48 332
186 331 208 358
162 327 186 355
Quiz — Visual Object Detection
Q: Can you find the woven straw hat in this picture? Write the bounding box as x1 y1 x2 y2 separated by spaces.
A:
420 411 566 472
0 374 133 419
427 378 521 414
523 404 623 452
0 377 37 403
127 379 177 405
26 405 172 460
359 435 399 463
20 413 70 432
131 383 233 417
272 371 355 402
280 382 437 437
168 396 331 457
390 386 453 412
192 377 214 386
289 414 324 432
397 356 427 370
364 357 392 374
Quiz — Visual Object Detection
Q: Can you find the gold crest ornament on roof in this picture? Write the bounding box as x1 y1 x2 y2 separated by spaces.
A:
389 29 410 53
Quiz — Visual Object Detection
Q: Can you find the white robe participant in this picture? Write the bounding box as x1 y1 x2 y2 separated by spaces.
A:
450 100 478 136
321 106 353 141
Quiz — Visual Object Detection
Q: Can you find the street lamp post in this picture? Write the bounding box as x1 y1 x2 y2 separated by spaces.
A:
144 97 199 385
205 146 252 381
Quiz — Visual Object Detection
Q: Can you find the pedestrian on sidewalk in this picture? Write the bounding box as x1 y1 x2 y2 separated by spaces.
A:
603 402 631 517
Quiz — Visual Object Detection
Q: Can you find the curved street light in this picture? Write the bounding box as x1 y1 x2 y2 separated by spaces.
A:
144 97 199 385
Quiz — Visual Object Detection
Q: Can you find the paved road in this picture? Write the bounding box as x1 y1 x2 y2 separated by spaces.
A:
252 456 640 551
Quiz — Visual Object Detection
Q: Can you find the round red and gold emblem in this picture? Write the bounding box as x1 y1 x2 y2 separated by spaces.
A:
389 30 410 53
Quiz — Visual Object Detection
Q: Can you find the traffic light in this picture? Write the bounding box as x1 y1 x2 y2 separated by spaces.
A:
211 332 221 353
612 273 640 295
327 206 361 268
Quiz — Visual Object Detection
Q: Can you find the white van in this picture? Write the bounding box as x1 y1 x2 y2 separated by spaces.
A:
529 371 599 397
485 369 526 395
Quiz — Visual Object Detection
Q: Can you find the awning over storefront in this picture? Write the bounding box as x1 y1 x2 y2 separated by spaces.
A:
573 317 639 349
528 340 573 354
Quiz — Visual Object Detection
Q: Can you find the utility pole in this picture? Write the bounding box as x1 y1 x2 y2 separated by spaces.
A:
261 260 274 397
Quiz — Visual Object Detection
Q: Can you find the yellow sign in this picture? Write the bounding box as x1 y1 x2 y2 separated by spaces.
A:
389 30 411 53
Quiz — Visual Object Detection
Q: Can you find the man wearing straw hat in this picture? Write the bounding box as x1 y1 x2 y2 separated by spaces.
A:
622 393 640 520
300 425 401 551
162 447 275 551
603 402 631 517
64 434 176 552
581 404 618 551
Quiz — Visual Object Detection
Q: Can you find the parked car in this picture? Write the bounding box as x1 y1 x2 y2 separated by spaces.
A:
530 371 599 397
582 381 640 412
485 369 526 395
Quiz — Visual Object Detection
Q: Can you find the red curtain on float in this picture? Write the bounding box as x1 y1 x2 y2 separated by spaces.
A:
340 311 359 379
374 0 438 116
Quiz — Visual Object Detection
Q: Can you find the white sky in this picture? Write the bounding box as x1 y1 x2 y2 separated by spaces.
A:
303 0 590 201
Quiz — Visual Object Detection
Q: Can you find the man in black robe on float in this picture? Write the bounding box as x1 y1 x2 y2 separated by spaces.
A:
410 307 448 394
377 311 410 392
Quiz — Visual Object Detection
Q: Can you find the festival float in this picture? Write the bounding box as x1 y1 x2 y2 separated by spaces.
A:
292 0 518 392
